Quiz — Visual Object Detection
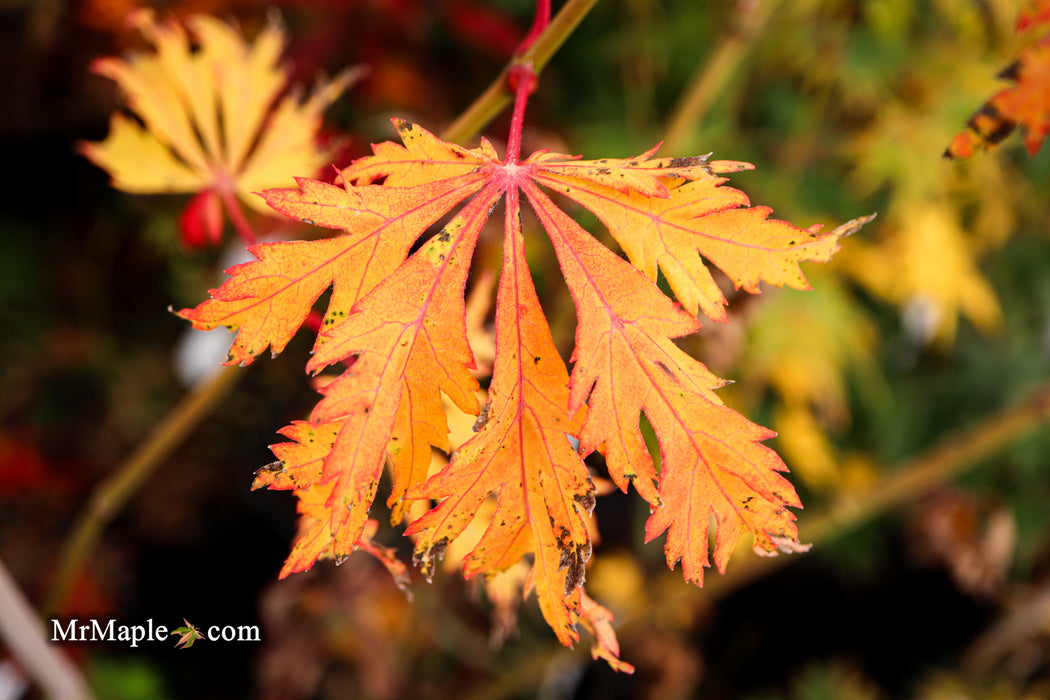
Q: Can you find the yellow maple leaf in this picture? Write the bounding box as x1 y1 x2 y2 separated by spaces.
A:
79 9 358 247
840 203 1001 346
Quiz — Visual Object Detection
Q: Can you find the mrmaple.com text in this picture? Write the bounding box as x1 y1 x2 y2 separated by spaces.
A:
50 619 260 647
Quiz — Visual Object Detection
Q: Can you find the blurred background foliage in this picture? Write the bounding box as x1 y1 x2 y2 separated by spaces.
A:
1 0 1050 698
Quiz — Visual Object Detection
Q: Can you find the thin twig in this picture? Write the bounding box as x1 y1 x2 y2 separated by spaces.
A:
43 365 243 617
0 556 94 699
516 0 552 54
441 0 601 144
962 579 1050 673
700 381 1050 598
220 189 259 247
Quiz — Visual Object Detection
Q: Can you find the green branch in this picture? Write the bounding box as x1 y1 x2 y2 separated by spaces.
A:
442 0 601 144
44 366 242 617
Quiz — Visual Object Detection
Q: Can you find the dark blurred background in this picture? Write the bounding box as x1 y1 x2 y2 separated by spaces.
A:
2 0 1050 698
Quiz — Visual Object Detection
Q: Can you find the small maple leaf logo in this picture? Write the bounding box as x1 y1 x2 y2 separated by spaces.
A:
171 619 203 649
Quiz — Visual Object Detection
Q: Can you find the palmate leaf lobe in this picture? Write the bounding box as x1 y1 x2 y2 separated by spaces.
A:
405 186 592 644
181 119 864 667
180 125 495 365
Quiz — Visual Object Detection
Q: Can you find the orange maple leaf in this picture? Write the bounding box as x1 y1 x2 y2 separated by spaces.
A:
947 0 1050 159
180 118 865 662
1019 0 1050 33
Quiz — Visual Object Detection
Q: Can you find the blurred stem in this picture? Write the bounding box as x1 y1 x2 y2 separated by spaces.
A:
467 381 1050 699
517 0 552 54
662 0 778 155
702 381 1050 596
0 556 94 699
220 190 258 246
43 365 243 617
825 382 1050 525
442 0 601 144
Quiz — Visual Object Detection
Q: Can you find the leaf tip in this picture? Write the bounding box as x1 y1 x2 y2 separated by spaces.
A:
412 538 448 583
754 533 812 558
831 213 877 239
252 460 285 490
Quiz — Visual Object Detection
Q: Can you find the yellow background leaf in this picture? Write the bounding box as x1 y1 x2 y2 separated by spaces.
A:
80 9 354 228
